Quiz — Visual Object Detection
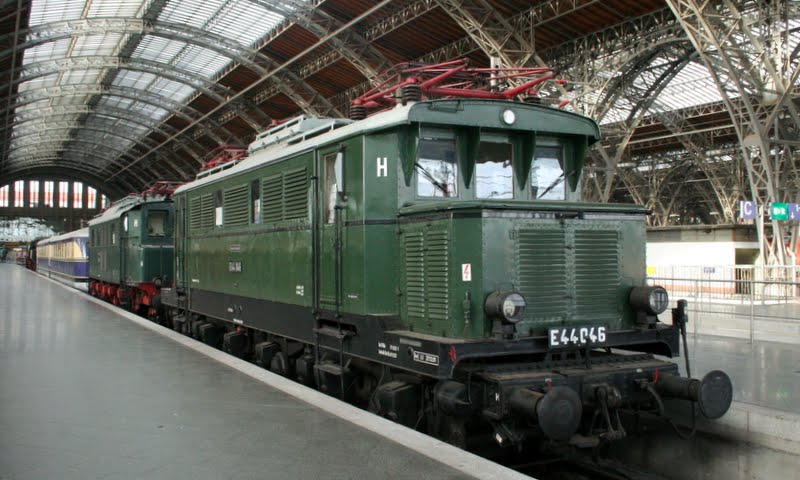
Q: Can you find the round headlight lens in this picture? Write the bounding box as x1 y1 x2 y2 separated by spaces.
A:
485 291 527 324
502 293 526 322
501 109 516 125
630 286 669 315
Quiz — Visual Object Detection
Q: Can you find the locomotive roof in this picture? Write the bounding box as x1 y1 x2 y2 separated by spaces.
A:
88 193 171 226
38 227 89 246
176 99 600 194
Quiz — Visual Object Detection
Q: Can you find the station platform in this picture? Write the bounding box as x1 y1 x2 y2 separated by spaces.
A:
0 263 524 480
660 307 800 456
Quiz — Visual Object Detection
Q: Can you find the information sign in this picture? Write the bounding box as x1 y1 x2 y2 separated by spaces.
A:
771 202 789 220
789 203 800 220
739 200 756 219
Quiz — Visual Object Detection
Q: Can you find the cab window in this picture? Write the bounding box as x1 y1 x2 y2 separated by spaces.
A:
147 210 167 236
323 153 338 224
531 146 565 200
416 137 457 198
476 141 513 199
251 180 261 224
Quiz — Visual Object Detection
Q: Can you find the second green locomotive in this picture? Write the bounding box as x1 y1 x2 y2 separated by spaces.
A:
161 63 732 448
89 182 179 316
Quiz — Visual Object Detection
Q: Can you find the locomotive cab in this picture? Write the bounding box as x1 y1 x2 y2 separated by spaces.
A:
384 101 668 347
360 100 733 445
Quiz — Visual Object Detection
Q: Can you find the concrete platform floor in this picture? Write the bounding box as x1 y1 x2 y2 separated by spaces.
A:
675 334 800 414
0 263 522 480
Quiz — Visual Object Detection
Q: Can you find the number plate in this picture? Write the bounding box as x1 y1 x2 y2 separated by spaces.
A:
548 326 607 348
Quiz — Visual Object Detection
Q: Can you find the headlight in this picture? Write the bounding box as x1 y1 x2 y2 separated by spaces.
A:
629 286 669 315
485 291 527 324
501 108 516 125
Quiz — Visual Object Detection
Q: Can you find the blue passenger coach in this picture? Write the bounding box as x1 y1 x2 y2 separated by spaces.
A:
36 228 90 290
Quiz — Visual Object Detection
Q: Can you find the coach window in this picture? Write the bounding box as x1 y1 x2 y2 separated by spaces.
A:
148 211 167 236
531 146 565 201
123 215 129 232
324 153 338 224
476 139 513 199
251 180 261 224
416 136 457 198
214 191 223 227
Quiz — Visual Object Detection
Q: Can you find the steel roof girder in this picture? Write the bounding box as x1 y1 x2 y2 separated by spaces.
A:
3 18 264 69
666 0 799 263
6 83 240 147
12 126 159 152
651 106 743 222
363 0 436 42
249 0 391 81
10 104 183 136
584 46 695 202
435 0 519 68
11 84 211 127
6 152 115 175
9 137 141 162
1 16 300 131
9 55 232 104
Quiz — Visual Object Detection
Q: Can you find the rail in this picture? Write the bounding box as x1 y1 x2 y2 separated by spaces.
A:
647 265 800 344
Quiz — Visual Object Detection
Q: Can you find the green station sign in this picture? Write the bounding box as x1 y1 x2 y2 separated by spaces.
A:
771 202 789 220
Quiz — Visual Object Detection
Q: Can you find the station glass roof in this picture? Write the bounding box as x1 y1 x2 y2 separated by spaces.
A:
12 0 290 174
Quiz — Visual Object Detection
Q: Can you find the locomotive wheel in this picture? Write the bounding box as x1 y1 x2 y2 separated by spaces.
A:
270 351 290 377
295 354 316 387
437 417 467 449
352 372 377 407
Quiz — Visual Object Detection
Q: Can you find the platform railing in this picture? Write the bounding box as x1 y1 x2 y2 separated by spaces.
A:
647 265 800 344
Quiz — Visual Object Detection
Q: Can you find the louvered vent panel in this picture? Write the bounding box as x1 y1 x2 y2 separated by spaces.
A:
283 167 308 220
262 174 283 223
189 196 202 232
224 184 249 227
424 230 450 323
574 230 620 321
404 231 425 320
403 228 450 331
200 194 214 229
517 229 567 319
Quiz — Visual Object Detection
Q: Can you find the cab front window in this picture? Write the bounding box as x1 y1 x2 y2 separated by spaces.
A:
531 146 565 200
476 141 513 199
416 138 457 198
147 210 167 236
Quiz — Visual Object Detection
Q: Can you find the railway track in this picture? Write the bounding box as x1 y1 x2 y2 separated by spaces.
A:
510 456 668 480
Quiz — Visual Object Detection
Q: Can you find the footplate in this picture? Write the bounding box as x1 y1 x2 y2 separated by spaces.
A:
471 353 680 427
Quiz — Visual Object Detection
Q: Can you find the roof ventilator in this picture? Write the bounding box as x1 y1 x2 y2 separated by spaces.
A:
248 116 353 155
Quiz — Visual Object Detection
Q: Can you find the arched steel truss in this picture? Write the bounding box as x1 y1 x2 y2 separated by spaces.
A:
665 0 800 262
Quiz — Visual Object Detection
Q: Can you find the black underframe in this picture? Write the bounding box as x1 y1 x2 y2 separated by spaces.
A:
162 287 681 380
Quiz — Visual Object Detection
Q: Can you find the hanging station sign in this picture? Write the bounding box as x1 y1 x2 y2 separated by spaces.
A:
739 201 800 221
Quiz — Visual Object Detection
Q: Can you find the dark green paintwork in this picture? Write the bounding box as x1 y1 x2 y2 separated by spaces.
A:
176 100 652 341
89 200 175 286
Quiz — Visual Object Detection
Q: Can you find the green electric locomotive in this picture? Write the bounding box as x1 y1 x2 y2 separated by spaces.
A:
89 182 179 316
162 62 731 448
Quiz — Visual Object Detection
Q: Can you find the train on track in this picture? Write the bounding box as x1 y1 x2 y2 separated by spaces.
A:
87 182 179 317
27 60 732 451
32 228 90 290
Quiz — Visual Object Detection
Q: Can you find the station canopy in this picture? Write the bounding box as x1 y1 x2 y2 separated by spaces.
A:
1 0 798 201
